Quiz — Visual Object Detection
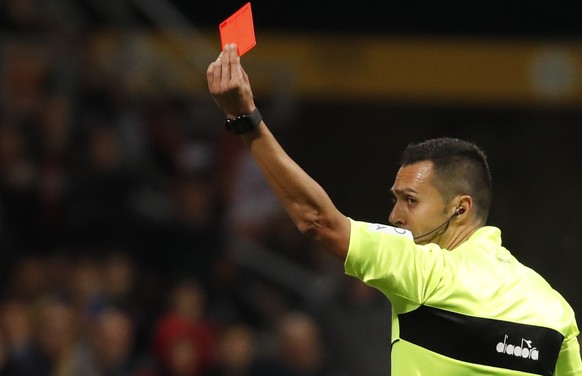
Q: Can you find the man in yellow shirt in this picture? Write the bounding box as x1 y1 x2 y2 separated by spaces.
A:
207 43 582 375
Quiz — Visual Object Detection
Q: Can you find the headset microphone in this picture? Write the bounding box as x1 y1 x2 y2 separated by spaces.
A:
413 207 465 242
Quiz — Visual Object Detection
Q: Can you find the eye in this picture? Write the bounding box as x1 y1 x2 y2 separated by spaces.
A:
406 196 417 206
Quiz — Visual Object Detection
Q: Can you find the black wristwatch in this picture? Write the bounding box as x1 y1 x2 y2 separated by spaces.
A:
224 108 262 135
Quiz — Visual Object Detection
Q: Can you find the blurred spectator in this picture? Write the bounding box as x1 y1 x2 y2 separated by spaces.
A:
70 307 136 376
208 322 293 376
42 252 73 301
9 295 78 376
0 299 32 363
208 323 256 376
145 330 202 376
275 311 344 376
0 327 15 375
149 279 217 376
101 252 138 312
2 255 47 302
0 40 53 116
101 251 152 359
69 255 107 323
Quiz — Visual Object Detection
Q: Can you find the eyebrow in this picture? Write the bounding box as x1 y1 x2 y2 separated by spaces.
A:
391 188 419 196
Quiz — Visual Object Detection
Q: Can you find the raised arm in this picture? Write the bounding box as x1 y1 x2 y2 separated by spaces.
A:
207 44 350 260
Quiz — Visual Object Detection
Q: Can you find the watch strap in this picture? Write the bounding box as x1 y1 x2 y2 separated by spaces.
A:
224 107 262 134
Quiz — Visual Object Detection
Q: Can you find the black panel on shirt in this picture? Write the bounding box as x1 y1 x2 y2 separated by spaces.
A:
398 305 564 375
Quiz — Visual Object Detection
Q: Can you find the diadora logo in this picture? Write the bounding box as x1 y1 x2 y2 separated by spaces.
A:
496 334 539 360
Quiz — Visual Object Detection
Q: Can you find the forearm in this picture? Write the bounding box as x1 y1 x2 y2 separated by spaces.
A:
240 122 350 259
206 44 349 259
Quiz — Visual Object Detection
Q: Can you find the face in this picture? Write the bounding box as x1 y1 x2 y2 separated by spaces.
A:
389 161 452 244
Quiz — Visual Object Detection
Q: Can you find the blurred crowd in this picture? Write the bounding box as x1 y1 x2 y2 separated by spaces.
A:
0 250 380 376
0 1 392 376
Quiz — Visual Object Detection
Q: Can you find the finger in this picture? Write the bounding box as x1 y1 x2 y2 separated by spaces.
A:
211 50 223 62
220 45 233 85
228 44 243 83
241 65 250 86
207 52 224 91
206 61 217 90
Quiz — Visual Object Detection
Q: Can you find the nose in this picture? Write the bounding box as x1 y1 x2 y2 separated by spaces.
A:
388 206 403 227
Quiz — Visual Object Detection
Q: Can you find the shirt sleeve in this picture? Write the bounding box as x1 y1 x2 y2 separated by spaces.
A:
554 334 582 375
344 218 446 312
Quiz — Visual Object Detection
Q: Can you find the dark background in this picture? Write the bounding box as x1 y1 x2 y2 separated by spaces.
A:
175 1 582 39
0 1 580 375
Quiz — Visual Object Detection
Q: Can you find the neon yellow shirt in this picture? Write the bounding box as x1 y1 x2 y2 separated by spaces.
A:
345 219 582 375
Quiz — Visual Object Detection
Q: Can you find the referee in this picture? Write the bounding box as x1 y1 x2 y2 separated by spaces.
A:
207 44 582 375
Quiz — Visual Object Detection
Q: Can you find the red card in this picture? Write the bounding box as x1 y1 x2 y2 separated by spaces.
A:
219 2 256 56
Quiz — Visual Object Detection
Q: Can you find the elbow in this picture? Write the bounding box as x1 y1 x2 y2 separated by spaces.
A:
297 213 349 260
297 215 332 242
299 222 321 240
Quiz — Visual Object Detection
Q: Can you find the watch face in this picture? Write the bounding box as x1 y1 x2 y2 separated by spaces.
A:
226 116 255 134
225 109 261 134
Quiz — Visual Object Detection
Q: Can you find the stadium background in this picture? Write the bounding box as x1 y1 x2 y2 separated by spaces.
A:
0 1 580 375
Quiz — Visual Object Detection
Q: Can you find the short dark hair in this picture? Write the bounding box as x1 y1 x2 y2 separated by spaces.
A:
399 137 492 222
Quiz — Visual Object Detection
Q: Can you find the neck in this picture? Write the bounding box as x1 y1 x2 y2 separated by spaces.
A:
439 223 482 250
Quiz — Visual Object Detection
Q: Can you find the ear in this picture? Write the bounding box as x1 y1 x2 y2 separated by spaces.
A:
453 195 473 217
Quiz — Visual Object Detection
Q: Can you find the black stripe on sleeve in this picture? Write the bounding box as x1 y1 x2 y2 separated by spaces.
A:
398 305 564 375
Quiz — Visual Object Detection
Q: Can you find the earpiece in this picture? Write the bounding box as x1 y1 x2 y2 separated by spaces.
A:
415 205 466 241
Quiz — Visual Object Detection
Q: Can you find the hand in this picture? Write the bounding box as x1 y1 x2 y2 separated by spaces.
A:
207 43 256 118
